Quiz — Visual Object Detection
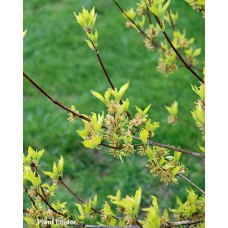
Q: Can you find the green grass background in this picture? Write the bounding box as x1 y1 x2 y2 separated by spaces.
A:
23 0 205 220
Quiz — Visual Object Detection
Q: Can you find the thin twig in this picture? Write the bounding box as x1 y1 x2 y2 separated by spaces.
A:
24 72 204 159
113 0 148 37
61 179 102 215
91 42 133 120
112 0 204 83
37 192 65 217
23 72 91 122
61 180 84 204
153 15 204 84
24 186 38 210
132 136 205 158
93 45 115 90
177 174 205 195
100 142 121 149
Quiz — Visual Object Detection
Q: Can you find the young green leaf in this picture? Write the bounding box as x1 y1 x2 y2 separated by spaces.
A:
139 129 149 145
57 156 64 177
85 39 95 50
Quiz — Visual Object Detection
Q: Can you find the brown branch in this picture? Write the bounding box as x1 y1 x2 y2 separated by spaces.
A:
92 45 115 90
23 72 204 159
153 15 204 84
37 192 65 217
113 0 148 37
100 142 121 149
132 136 205 158
91 42 133 120
23 72 91 122
177 174 205 195
24 186 37 210
113 0 204 84
60 179 102 215
60 179 84 204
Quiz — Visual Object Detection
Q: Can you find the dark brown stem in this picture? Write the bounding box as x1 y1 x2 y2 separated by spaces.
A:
167 9 175 30
113 0 204 83
100 142 121 149
136 219 143 228
61 180 84 204
93 45 115 90
24 186 37 209
113 0 148 37
177 174 205 195
23 72 204 159
23 72 91 122
132 136 205 158
40 186 49 202
37 192 65 217
61 180 102 215
92 42 133 120
153 15 204 84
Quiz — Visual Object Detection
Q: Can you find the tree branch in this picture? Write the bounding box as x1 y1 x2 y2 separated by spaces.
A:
23 72 91 122
24 72 204 159
112 0 148 38
92 45 115 91
24 186 37 210
60 179 84 204
37 192 65 217
91 42 133 120
132 136 205 158
177 173 205 195
60 179 101 215
153 15 204 84
112 0 204 84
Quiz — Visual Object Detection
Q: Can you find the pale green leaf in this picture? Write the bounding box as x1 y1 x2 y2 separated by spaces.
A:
85 39 95 50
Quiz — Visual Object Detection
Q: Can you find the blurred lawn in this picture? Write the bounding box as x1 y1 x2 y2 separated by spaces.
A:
23 0 205 218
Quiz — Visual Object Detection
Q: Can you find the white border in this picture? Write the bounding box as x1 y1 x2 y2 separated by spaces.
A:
206 0 228 227
1 0 227 227
0 0 23 226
